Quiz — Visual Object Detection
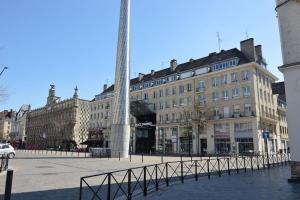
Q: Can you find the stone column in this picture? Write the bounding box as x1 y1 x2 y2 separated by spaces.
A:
276 0 300 182
111 0 131 158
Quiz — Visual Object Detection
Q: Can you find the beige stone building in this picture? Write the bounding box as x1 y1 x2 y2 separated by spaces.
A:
26 85 90 150
0 110 15 142
91 38 288 155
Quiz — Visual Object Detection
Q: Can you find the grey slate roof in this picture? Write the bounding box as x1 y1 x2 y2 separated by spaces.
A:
102 48 251 94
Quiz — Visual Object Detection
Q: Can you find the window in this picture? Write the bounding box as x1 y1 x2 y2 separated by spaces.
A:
172 86 177 95
179 98 184 106
165 114 169 121
221 74 228 85
211 77 218 87
260 89 263 100
172 99 177 107
214 107 219 117
212 91 219 101
159 102 164 110
187 96 192 106
165 101 170 109
187 83 192 92
264 91 267 101
144 93 148 100
198 95 206 105
242 70 249 81
165 88 170 96
243 86 251 97
232 88 239 98
197 80 205 92
233 105 240 115
153 91 157 99
159 90 164 97
153 103 156 110
222 90 229 100
231 72 238 83
159 115 163 122
179 85 185 94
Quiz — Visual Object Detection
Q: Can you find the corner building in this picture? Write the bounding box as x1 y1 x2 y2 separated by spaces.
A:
92 38 288 155
26 85 90 149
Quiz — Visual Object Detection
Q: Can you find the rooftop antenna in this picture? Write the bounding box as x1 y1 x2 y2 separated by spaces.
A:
217 32 222 52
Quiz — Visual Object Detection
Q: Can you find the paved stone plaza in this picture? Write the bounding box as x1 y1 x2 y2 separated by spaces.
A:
0 152 298 200
141 165 300 200
0 151 198 200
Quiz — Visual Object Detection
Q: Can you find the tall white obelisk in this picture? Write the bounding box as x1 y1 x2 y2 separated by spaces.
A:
276 0 300 182
111 0 131 158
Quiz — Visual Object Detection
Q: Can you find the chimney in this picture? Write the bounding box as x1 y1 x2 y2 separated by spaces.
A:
255 45 263 62
151 70 155 76
138 73 144 81
240 38 256 61
170 59 177 71
103 84 107 91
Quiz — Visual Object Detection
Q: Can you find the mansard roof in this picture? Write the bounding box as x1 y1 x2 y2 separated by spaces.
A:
102 48 251 94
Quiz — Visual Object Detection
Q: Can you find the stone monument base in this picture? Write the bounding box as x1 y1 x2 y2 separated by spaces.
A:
288 161 300 183
111 124 130 158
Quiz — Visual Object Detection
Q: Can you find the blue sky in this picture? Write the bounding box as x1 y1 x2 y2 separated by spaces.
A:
0 0 283 111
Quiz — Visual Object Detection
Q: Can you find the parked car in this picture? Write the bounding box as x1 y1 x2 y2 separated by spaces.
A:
0 143 16 158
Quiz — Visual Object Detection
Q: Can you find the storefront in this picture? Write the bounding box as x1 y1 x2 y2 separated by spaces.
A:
214 123 231 154
180 127 193 155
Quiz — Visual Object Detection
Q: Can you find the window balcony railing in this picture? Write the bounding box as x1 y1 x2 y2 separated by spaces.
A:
210 111 256 120
196 87 206 93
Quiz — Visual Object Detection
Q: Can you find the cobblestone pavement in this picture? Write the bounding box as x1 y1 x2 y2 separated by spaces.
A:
141 165 300 200
0 151 206 200
0 152 296 200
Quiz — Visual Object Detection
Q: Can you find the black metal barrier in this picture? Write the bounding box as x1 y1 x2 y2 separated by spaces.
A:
79 153 290 200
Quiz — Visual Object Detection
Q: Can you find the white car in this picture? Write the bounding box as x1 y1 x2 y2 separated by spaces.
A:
0 144 16 158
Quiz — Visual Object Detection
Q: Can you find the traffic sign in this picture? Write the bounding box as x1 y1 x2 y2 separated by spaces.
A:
262 132 269 140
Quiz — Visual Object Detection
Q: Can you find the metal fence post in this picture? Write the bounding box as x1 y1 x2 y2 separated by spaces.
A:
256 155 259 170
227 158 230 175
272 154 275 167
142 154 144 163
155 164 158 191
128 169 132 200
243 157 246 172
107 173 111 200
161 155 163 164
166 163 169 186
207 159 210 179
79 178 82 200
267 153 270 169
217 158 221 177
119 152 121 161
130 153 132 162
181 161 184 183
250 156 253 171
195 160 198 181
236 156 239 174
4 169 13 200
143 167 147 196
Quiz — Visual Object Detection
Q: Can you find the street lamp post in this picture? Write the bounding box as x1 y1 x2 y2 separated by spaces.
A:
0 67 8 77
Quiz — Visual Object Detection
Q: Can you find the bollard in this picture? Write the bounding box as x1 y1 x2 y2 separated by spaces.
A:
119 152 121 161
4 170 13 200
